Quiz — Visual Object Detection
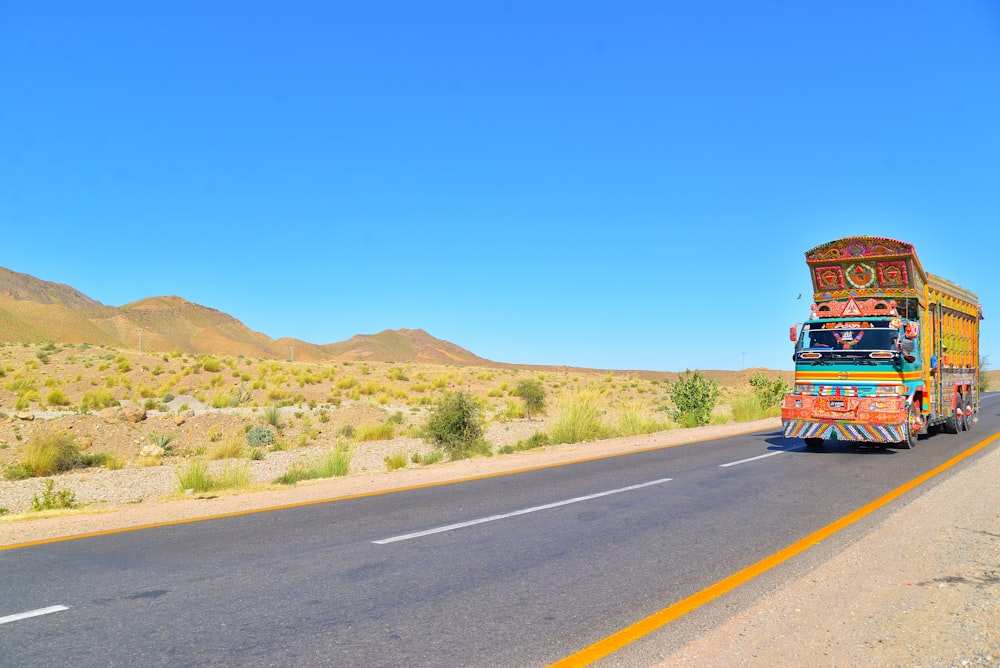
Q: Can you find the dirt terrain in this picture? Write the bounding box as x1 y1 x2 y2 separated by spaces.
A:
3 414 998 666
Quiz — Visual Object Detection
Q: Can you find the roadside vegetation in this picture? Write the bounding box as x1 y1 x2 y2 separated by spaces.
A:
0 341 813 512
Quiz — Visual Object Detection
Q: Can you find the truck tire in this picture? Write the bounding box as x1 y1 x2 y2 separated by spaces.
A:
901 404 919 449
944 395 962 434
959 393 971 431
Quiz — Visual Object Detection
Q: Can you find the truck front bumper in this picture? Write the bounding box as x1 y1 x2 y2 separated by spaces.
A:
782 419 905 443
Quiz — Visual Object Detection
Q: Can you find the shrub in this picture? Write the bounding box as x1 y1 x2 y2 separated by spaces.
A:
667 370 719 427
81 389 118 410
202 357 222 372
515 379 546 419
748 372 789 412
424 391 488 459
46 389 71 407
20 433 82 477
246 425 276 448
264 405 282 428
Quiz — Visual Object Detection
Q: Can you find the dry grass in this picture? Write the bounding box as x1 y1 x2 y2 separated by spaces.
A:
0 341 794 478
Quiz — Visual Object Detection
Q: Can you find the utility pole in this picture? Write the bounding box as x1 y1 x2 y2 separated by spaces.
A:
289 345 295 363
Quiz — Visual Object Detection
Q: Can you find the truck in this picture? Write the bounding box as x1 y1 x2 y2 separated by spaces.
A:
781 236 982 449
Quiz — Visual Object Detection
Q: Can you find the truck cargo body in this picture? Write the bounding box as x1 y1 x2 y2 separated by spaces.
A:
781 237 981 448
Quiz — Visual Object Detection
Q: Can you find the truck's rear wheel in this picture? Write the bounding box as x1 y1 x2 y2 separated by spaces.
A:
943 401 960 434
959 393 972 431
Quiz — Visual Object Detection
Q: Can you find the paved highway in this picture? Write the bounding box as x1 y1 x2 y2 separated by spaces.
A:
3 393 998 666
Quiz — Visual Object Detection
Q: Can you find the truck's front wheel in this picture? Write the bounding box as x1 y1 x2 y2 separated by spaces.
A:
902 403 919 449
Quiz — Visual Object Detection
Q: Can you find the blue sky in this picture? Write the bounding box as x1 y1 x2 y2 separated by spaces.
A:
2 1 998 371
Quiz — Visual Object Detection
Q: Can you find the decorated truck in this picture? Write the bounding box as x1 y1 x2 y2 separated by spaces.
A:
781 236 982 449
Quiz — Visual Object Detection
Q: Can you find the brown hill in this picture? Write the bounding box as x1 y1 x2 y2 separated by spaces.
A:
321 328 494 366
0 267 490 365
0 266 102 309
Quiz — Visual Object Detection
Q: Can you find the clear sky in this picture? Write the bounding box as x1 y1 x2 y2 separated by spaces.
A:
2 2 998 371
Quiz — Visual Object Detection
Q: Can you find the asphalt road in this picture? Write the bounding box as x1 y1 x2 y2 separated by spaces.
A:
3 393 998 667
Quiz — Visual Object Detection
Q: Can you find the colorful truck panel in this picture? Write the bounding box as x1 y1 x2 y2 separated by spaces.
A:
781 236 982 448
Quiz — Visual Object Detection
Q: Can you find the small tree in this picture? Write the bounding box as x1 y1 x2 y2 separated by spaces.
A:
980 355 991 394
515 379 546 419
667 369 719 427
424 391 488 459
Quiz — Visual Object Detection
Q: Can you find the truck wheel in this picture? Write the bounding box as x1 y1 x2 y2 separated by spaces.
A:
959 393 971 431
943 404 960 434
901 404 919 449
804 437 824 449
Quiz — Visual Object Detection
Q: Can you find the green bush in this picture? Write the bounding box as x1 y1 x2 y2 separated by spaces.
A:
246 425 276 448
667 370 719 427
424 391 488 459
748 372 789 410
31 479 77 511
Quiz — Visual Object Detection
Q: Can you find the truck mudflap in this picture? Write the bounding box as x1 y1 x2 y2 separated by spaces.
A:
782 420 905 443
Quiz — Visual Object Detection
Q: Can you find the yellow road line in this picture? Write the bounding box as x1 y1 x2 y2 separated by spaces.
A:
552 430 1000 667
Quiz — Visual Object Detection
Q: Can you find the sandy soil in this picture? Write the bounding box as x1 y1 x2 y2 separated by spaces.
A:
3 418 998 666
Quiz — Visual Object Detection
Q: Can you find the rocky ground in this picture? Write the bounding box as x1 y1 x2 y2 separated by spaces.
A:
2 416 998 666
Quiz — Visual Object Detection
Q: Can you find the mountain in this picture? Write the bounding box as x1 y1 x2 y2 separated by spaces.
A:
0 267 102 309
321 328 493 365
0 267 488 365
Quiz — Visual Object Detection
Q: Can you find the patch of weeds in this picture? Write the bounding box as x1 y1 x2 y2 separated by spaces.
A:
274 445 352 485
263 405 282 428
210 436 244 460
177 460 211 492
384 451 408 471
355 422 395 442
32 479 78 511
413 450 444 466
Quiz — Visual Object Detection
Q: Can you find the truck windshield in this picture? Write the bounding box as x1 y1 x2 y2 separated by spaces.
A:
797 321 899 353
